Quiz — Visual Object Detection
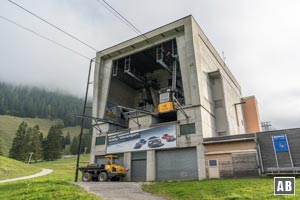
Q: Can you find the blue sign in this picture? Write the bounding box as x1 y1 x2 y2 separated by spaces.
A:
272 134 289 153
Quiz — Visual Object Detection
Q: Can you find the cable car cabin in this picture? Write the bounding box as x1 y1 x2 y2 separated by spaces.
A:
158 90 177 120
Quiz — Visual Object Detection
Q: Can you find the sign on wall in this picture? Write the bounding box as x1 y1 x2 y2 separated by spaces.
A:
272 134 289 153
106 124 177 154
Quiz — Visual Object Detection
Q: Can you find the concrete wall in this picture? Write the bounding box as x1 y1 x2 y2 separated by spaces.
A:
190 17 245 137
108 78 137 108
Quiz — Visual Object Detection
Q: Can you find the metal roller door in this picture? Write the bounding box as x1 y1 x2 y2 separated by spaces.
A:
131 152 147 182
156 148 198 181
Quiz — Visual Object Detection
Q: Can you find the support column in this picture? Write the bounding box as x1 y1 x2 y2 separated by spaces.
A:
146 150 156 181
196 144 206 179
123 152 131 181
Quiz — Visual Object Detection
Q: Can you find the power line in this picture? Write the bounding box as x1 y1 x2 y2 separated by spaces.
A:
100 0 142 35
0 15 91 60
8 0 98 51
96 0 178 65
96 0 150 42
96 0 138 35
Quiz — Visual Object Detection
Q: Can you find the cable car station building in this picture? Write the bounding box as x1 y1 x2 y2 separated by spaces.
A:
90 15 262 181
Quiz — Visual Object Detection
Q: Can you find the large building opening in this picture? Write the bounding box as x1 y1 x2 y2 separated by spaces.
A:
105 39 184 128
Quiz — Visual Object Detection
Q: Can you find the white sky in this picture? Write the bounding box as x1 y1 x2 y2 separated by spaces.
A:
0 0 299 129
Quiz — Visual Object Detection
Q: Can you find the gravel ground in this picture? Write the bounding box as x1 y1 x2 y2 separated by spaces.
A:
73 182 166 200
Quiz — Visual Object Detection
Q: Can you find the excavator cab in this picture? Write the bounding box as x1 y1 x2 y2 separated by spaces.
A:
103 155 126 176
105 155 126 174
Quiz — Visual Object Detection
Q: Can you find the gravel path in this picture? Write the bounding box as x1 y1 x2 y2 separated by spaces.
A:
74 182 165 200
0 168 53 184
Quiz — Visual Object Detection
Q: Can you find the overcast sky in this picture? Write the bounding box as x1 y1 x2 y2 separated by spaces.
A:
0 0 299 129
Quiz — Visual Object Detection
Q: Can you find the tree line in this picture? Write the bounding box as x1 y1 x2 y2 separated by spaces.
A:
0 82 91 128
0 139 3 156
9 121 92 162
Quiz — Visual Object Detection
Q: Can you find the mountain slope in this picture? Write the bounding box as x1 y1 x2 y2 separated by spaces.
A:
0 115 88 156
0 156 41 180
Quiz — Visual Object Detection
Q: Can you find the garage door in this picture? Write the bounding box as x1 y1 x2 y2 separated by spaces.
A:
131 152 147 182
156 148 198 181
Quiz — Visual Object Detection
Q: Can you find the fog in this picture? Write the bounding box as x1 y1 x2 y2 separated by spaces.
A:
1 0 300 129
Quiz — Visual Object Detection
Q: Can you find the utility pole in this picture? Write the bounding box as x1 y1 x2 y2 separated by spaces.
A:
261 121 272 131
75 59 93 182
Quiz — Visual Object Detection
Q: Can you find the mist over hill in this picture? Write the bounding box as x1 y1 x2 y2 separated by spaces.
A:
0 82 91 127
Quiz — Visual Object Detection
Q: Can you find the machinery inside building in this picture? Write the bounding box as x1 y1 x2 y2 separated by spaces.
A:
105 39 185 127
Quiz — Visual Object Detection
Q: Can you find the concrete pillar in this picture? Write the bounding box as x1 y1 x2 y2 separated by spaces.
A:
146 150 156 181
123 152 131 181
89 138 95 164
196 144 207 179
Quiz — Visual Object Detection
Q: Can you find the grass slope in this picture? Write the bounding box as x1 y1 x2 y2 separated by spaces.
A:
0 155 100 200
0 156 41 181
143 178 300 199
0 115 88 156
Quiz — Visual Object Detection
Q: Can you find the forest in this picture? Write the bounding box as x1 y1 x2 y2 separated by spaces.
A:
0 82 91 127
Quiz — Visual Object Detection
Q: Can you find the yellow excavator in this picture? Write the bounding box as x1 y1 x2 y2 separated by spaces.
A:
79 155 127 182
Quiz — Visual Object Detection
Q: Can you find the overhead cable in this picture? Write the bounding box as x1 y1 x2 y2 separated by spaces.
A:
0 15 91 60
8 0 98 51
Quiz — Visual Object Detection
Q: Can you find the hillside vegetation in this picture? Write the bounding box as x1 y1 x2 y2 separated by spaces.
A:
0 156 41 181
0 82 91 127
0 155 100 200
0 115 88 156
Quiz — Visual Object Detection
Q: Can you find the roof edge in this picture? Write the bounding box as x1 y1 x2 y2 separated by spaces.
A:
98 15 192 55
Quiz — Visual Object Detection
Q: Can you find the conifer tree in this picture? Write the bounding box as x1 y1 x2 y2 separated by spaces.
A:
64 132 71 146
43 125 63 160
29 125 43 162
0 139 3 156
70 136 79 155
9 121 28 161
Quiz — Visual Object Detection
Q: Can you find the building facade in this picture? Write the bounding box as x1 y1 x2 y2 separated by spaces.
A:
89 15 259 181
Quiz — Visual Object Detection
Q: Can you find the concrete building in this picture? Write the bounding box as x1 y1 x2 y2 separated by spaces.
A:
89 15 261 181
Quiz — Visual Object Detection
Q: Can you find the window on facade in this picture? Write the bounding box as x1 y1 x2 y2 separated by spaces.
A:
180 123 196 135
217 131 227 136
208 159 218 167
159 92 170 103
95 136 106 145
131 151 147 160
214 99 223 108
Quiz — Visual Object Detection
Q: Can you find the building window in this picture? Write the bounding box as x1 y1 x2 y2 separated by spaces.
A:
217 131 227 136
131 151 147 160
208 159 218 167
214 99 223 108
95 136 106 145
180 123 196 135
159 92 171 103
